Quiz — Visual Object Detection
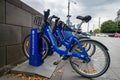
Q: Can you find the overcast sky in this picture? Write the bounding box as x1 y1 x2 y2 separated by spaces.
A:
21 0 120 32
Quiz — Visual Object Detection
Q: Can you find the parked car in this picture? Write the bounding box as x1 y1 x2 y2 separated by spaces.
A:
96 33 108 37
81 32 90 37
114 33 120 38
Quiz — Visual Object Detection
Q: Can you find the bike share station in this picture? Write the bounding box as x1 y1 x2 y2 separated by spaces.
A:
12 27 60 78
9 10 111 79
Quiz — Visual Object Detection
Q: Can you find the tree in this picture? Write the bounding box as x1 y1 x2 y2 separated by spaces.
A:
118 22 120 32
101 20 116 33
94 28 100 33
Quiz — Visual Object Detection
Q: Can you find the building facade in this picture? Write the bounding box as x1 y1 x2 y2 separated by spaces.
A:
115 9 120 21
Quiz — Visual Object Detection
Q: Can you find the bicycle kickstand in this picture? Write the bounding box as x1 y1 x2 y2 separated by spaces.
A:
53 56 64 65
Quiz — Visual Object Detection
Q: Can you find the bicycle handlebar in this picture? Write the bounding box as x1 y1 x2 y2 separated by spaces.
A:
49 15 60 26
44 9 50 22
52 15 58 19
55 18 60 26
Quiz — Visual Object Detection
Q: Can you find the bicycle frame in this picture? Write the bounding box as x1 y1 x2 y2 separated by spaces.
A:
41 22 90 62
52 21 89 48
53 25 70 47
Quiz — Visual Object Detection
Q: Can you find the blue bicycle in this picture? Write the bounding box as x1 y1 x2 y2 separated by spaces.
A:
49 15 95 57
22 9 110 78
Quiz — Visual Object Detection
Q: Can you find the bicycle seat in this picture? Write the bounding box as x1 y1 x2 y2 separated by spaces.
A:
76 15 91 23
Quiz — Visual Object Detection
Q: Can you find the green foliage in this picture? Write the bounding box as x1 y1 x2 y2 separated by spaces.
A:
101 20 120 33
116 21 120 32
101 20 116 33
94 28 100 33
118 21 120 26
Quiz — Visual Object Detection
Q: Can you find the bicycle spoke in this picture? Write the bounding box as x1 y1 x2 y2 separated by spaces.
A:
70 39 110 78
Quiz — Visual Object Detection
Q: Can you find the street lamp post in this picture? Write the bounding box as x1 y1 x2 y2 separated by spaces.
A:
87 22 89 32
116 16 118 33
66 0 76 27
93 24 95 31
67 0 71 26
99 17 101 31
68 0 70 17
116 9 120 33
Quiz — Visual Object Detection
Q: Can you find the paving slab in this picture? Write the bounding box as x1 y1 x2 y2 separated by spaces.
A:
61 61 91 80
1 37 120 80
12 53 60 78
50 60 65 80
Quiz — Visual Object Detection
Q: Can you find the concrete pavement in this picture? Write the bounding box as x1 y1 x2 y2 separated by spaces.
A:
0 37 120 80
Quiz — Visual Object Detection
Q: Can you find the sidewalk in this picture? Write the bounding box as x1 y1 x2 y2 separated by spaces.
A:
0 59 119 80
1 37 120 80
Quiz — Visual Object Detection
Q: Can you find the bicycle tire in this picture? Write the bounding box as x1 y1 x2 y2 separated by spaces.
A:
75 38 96 57
83 42 96 57
53 35 62 47
22 34 50 61
69 39 110 78
77 37 96 56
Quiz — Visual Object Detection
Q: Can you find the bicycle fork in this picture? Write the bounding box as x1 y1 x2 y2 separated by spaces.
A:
69 38 91 63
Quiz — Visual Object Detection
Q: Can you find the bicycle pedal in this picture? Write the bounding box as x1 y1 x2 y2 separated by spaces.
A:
53 56 63 65
53 61 59 65
62 56 70 60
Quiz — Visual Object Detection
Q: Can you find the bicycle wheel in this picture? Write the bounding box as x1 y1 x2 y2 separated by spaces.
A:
53 35 62 47
22 34 50 60
78 37 96 57
69 39 110 78
74 40 96 57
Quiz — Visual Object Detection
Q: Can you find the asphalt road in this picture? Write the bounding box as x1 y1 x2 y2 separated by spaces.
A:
51 36 120 80
90 36 120 80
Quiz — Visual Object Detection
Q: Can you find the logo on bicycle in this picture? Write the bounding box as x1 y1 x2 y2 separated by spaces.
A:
32 30 35 56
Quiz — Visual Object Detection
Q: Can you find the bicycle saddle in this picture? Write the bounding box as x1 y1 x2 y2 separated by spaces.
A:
76 15 91 23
